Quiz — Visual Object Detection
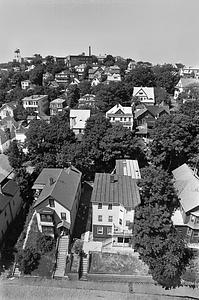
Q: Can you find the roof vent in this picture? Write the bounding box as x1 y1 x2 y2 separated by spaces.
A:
49 177 54 186
110 174 115 183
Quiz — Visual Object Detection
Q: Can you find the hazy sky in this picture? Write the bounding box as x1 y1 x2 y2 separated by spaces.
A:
1 0 199 65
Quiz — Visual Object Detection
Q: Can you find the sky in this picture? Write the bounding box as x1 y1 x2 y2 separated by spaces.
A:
0 0 199 65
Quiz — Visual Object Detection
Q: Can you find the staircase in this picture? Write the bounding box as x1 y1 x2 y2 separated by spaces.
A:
80 254 89 280
54 235 69 278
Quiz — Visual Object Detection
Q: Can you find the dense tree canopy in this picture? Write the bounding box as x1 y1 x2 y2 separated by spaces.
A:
150 114 199 171
134 166 192 289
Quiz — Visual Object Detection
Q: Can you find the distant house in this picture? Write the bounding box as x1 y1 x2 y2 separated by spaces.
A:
106 104 134 130
55 70 71 86
172 164 199 243
21 80 31 90
104 65 120 75
106 73 121 83
91 173 140 246
0 125 15 153
22 95 49 116
70 109 91 135
0 179 23 244
42 72 54 86
174 78 199 99
0 102 17 120
88 67 104 80
114 159 141 180
50 98 67 116
75 64 86 79
33 167 82 237
78 94 96 108
134 105 170 132
180 66 199 79
133 87 155 105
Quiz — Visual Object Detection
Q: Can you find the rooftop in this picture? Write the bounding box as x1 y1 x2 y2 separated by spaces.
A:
172 164 199 213
115 160 141 180
22 95 48 101
91 173 140 209
70 109 91 120
133 87 155 100
50 98 66 104
33 167 82 211
106 104 133 115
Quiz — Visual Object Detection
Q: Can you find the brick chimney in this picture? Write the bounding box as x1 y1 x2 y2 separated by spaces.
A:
110 174 115 183
49 177 54 186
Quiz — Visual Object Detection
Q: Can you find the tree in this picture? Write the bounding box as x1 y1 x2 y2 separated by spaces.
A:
14 167 35 205
7 140 24 169
125 65 156 97
67 84 80 108
17 247 40 274
153 64 180 95
104 54 115 67
79 80 91 96
13 103 29 121
134 166 192 289
179 100 199 118
95 82 130 112
29 65 45 86
150 114 199 171
100 124 147 172
154 87 171 106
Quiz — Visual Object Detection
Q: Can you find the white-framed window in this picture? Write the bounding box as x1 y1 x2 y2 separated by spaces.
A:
108 216 113 222
119 218 122 225
61 212 66 220
193 231 199 237
98 215 102 222
191 215 195 223
126 220 130 227
107 227 112 235
187 227 192 236
97 226 103 234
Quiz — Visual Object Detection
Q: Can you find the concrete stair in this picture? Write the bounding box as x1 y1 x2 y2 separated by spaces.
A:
80 255 89 280
54 236 69 278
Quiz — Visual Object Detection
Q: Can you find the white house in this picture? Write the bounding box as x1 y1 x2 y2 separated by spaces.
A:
0 102 17 120
174 78 199 99
106 104 134 130
70 109 91 135
91 173 140 246
106 73 121 83
21 80 31 90
132 87 155 105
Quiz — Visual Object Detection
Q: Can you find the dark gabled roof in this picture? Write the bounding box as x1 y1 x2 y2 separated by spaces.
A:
0 193 12 212
91 173 140 209
145 105 170 117
33 167 82 211
2 180 18 196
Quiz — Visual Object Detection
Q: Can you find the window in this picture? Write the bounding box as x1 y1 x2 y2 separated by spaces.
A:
98 215 102 222
4 211 6 217
191 215 195 223
108 216 113 222
40 214 52 222
118 237 123 243
42 226 54 234
129 118 131 121
61 212 66 220
98 203 102 209
49 198 55 207
107 227 112 235
112 117 115 121
119 218 122 225
193 231 199 237
97 226 103 234
120 117 122 121
126 220 130 227
187 228 192 235
108 204 112 210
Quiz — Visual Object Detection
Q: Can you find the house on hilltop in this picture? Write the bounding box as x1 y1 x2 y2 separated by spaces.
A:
174 78 199 100
132 87 155 105
106 104 134 130
33 167 82 237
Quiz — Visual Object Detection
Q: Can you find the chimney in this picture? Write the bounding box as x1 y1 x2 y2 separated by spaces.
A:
49 177 54 186
89 46 91 56
110 174 115 183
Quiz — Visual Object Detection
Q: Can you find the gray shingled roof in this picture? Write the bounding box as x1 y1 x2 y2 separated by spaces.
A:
91 173 140 208
33 167 82 211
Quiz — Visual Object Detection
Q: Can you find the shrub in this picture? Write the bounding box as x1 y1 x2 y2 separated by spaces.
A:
36 235 55 254
17 247 40 274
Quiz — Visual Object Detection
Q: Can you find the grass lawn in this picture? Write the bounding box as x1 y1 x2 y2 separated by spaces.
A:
89 252 149 276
